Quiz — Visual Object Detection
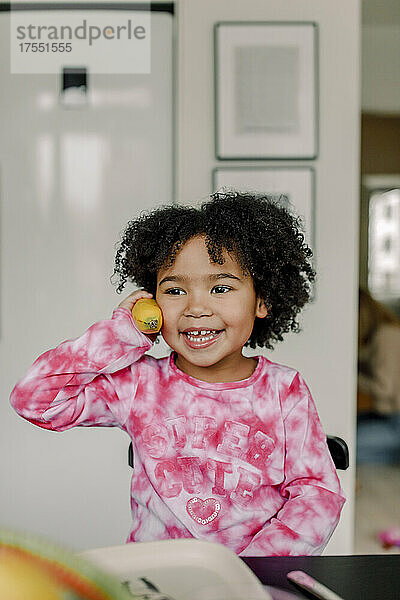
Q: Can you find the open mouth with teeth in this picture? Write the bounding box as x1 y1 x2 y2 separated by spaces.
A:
181 329 224 346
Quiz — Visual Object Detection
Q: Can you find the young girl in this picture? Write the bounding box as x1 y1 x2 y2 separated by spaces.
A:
10 191 345 556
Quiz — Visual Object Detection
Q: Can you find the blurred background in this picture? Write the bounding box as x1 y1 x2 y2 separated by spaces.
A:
0 0 398 556
356 0 400 554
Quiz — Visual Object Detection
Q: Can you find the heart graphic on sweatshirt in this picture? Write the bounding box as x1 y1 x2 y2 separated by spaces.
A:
186 497 221 525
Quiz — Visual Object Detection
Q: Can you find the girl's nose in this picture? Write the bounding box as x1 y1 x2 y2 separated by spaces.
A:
184 292 213 318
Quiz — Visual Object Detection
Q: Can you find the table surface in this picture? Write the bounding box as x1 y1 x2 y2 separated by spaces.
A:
242 554 400 600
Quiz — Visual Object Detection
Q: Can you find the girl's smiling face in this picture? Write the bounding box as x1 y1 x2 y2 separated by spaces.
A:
155 235 268 383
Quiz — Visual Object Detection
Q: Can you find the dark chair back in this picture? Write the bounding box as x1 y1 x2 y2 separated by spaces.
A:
326 435 349 470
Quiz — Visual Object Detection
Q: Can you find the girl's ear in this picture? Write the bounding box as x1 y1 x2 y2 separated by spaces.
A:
255 297 268 319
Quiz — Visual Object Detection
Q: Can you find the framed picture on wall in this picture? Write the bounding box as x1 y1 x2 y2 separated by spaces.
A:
214 22 318 160
212 166 315 250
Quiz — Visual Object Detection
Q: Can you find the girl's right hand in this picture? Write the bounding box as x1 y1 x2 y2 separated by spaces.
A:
118 289 154 313
118 290 160 342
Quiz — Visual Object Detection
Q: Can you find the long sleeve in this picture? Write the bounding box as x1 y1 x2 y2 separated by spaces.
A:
10 307 152 431
240 373 345 556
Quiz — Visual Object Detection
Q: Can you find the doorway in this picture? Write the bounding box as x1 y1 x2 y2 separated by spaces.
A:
356 114 400 552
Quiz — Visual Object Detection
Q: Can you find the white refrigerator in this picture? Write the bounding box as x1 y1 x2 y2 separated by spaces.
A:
0 6 174 550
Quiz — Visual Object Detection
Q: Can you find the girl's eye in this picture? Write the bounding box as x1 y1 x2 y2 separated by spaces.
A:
212 285 231 294
165 288 185 295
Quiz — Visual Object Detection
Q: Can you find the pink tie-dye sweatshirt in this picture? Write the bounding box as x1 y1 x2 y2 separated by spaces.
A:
10 307 345 556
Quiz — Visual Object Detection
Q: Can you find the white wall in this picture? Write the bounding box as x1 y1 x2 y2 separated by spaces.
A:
176 0 360 554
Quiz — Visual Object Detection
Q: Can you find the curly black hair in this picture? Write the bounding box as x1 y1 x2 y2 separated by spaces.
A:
112 191 315 349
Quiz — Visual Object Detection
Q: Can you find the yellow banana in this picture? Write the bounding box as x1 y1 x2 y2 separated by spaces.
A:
132 298 163 333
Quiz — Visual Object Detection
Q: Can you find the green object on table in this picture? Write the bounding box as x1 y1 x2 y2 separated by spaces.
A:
0 528 133 600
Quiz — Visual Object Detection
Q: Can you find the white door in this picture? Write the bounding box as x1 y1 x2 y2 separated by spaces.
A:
0 7 174 550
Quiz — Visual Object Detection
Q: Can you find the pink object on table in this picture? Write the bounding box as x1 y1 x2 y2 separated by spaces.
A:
378 527 400 548
287 570 344 600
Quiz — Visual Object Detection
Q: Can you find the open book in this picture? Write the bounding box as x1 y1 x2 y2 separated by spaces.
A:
82 539 275 600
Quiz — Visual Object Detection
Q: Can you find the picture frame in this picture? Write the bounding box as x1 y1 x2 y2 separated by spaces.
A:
212 166 315 250
214 22 318 160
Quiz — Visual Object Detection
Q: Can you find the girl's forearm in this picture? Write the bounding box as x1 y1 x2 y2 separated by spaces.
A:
10 307 152 430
